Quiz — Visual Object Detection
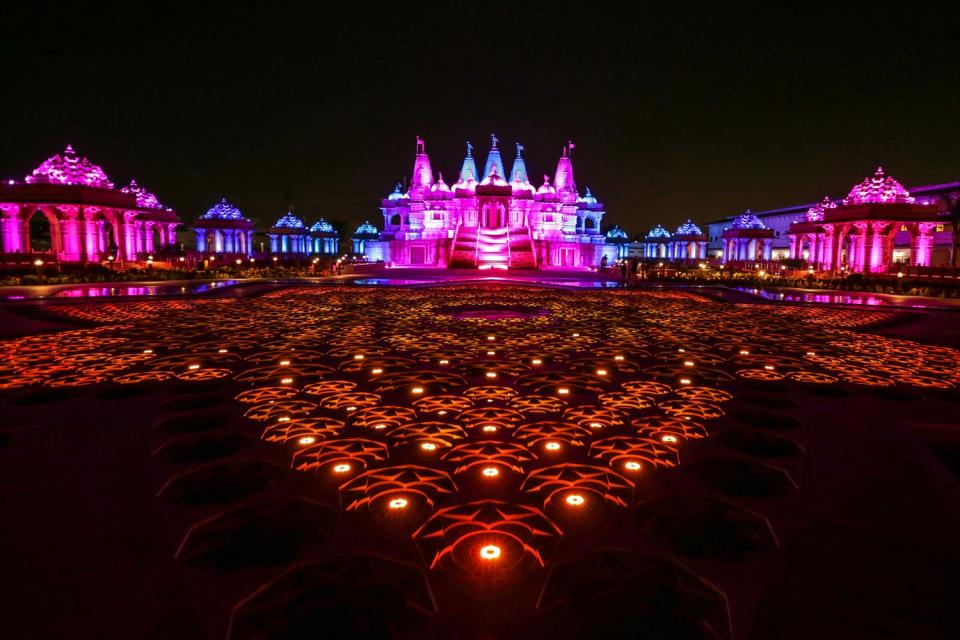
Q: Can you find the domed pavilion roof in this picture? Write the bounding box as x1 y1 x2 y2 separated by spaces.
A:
25 144 114 189
646 224 671 239
606 225 628 240
355 220 379 236
200 198 247 221
730 210 767 229
274 211 306 229
310 218 335 233
120 179 164 209
843 166 915 205
675 219 703 235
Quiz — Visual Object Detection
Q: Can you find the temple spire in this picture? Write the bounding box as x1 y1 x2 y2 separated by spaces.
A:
554 141 576 196
460 141 478 182
483 133 506 179
409 135 434 197
509 142 529 183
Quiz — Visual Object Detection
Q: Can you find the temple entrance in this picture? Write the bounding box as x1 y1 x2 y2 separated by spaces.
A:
28 210 54 252
481 203 506 228
838 233 857 270
100 219 119 259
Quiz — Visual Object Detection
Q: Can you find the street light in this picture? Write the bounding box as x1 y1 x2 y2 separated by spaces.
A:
235 259 242 265
33 259 43 267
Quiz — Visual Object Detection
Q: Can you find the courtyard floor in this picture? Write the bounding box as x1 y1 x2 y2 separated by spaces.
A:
1 283 959 638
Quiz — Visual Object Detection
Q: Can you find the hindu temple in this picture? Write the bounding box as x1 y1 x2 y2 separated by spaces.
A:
363 136 622 269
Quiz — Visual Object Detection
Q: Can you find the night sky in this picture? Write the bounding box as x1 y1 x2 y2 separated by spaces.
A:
3 2 959 235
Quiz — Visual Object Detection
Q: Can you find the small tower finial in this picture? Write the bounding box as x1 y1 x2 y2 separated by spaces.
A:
416 136 425 154
466 141 473 157
491 133 498 149
516 142 524 157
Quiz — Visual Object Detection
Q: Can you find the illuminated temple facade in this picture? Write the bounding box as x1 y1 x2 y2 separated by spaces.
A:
364 137 620 269
0 145 179 262
786 168 944 272
193 198 255 256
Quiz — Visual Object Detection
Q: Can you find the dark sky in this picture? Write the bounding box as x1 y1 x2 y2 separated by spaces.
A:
2 2 959 235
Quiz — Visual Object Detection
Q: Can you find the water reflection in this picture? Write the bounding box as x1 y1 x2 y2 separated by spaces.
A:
48 280 240 298
732 287 925 307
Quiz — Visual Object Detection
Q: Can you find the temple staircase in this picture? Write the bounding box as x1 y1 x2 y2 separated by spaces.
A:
449 225 537 269
508 227 536 270
449 225 479 268
477 227 509 270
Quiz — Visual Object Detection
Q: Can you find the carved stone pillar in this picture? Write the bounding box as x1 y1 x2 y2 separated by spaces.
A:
0 204 23 253
852 222 868 272
58 206 82 261
144 222 155 253
913 223 936 266
868 222 890 273
122 212 137 260
821 225 835 271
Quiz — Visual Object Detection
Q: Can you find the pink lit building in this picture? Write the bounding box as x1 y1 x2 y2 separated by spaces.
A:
364 137 621 269
0 145 180 263
787 167 943 272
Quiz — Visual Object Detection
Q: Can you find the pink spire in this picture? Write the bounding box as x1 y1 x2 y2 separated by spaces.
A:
409 135 434 197
553 142 576 195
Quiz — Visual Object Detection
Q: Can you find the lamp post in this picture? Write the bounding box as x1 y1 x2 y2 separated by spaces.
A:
33 258 43 278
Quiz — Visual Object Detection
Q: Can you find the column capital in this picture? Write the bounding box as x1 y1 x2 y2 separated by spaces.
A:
57 205 81 218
